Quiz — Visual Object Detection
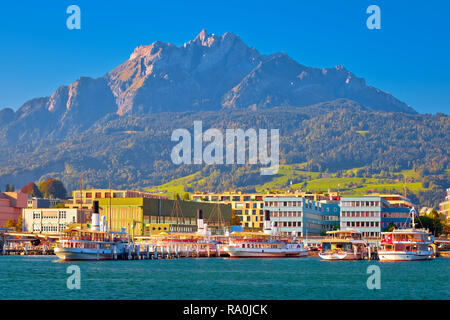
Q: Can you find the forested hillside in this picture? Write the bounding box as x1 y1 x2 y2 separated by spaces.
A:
0 99 448 208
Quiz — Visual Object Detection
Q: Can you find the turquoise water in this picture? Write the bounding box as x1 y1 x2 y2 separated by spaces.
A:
1 256 449 300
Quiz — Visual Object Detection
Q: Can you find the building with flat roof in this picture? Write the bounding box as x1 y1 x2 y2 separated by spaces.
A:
27 197 65 209
263 196 340 237
193 191 335 230
340 195 412 238
0 192 28 227
98 197 231 236
22 208 81 234
438 188 450 219
68 188 168 210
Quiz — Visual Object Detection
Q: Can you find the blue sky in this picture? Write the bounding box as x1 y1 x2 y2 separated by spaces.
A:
0 0 448 114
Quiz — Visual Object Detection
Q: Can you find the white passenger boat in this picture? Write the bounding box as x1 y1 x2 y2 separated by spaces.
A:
319 230 368 260
378 229 435 261
54 200 128 261
55 228 128 261
224 233 308 258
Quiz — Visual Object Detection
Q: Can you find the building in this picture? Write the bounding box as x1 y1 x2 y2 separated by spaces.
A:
193 191 334 230
263 196 340 237
438 188 450 219
22 208 82 234
98 197 232 236
68 189 168 210
0 192 28 227
340 195 412 238
27 197 65 209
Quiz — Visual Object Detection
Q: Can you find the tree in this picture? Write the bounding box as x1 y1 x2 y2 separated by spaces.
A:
52 203 66 208
320 229 328 236
15 215 23 232
38 178 67 199
5 184 14 192
182 192 190 201
384 223 396 232
332 221 340 230
416 215 443 236
3 219 16 229
20 182 43 197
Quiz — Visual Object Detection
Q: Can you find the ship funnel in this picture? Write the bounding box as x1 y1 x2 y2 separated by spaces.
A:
263 210 272 234
197 209 210 235
91 200 100 231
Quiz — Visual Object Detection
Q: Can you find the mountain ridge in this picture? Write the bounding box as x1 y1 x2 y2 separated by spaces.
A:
0 29 416 144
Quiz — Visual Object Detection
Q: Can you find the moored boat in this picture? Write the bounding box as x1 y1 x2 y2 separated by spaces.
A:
54 229 128 261
378 229 435 261
319 229 368 260
224 233 308 258
54 200 128 261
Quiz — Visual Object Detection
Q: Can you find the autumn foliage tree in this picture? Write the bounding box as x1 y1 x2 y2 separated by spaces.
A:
38 178 67 199
20 182 43 197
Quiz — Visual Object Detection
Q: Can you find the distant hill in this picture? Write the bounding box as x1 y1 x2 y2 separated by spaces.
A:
150 164 449 208
0 30 447 206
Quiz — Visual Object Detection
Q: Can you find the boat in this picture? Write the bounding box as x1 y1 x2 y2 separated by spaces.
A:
378 229 435 261
54 200 128 261
319 229 368 260
223 232 308 258
54 228 128 261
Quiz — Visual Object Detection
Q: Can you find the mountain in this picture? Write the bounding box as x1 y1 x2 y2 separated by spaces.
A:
0 30 415 145
0 30 446 202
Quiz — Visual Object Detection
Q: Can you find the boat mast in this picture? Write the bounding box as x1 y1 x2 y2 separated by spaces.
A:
80 173 83 225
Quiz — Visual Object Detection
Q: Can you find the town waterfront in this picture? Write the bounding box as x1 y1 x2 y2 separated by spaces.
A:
1 256 449 300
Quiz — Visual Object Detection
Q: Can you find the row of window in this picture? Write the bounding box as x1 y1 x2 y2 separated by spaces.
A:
273 221 302 227
342 221 380 228
341 211 380 218
271 211 302 218
243 222 264 228
234 209 263 215
341 201 381 207
265 201 304 207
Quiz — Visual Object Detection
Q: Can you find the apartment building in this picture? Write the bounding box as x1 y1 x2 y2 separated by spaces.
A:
193 191 335 230
263 196 340 236
340 195 412 238
22 208 81 234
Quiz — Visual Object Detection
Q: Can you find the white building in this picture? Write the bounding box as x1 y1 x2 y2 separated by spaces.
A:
22 208 81 234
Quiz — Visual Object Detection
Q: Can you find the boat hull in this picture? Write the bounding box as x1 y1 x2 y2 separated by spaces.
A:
54 247 114 261
319 252 362 260
224 246 308 258
378 250 435 261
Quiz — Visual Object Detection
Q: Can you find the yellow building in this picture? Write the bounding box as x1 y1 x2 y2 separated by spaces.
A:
439 188 450 219
97 197 231 236
192 191 333 230
68 188 167 210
